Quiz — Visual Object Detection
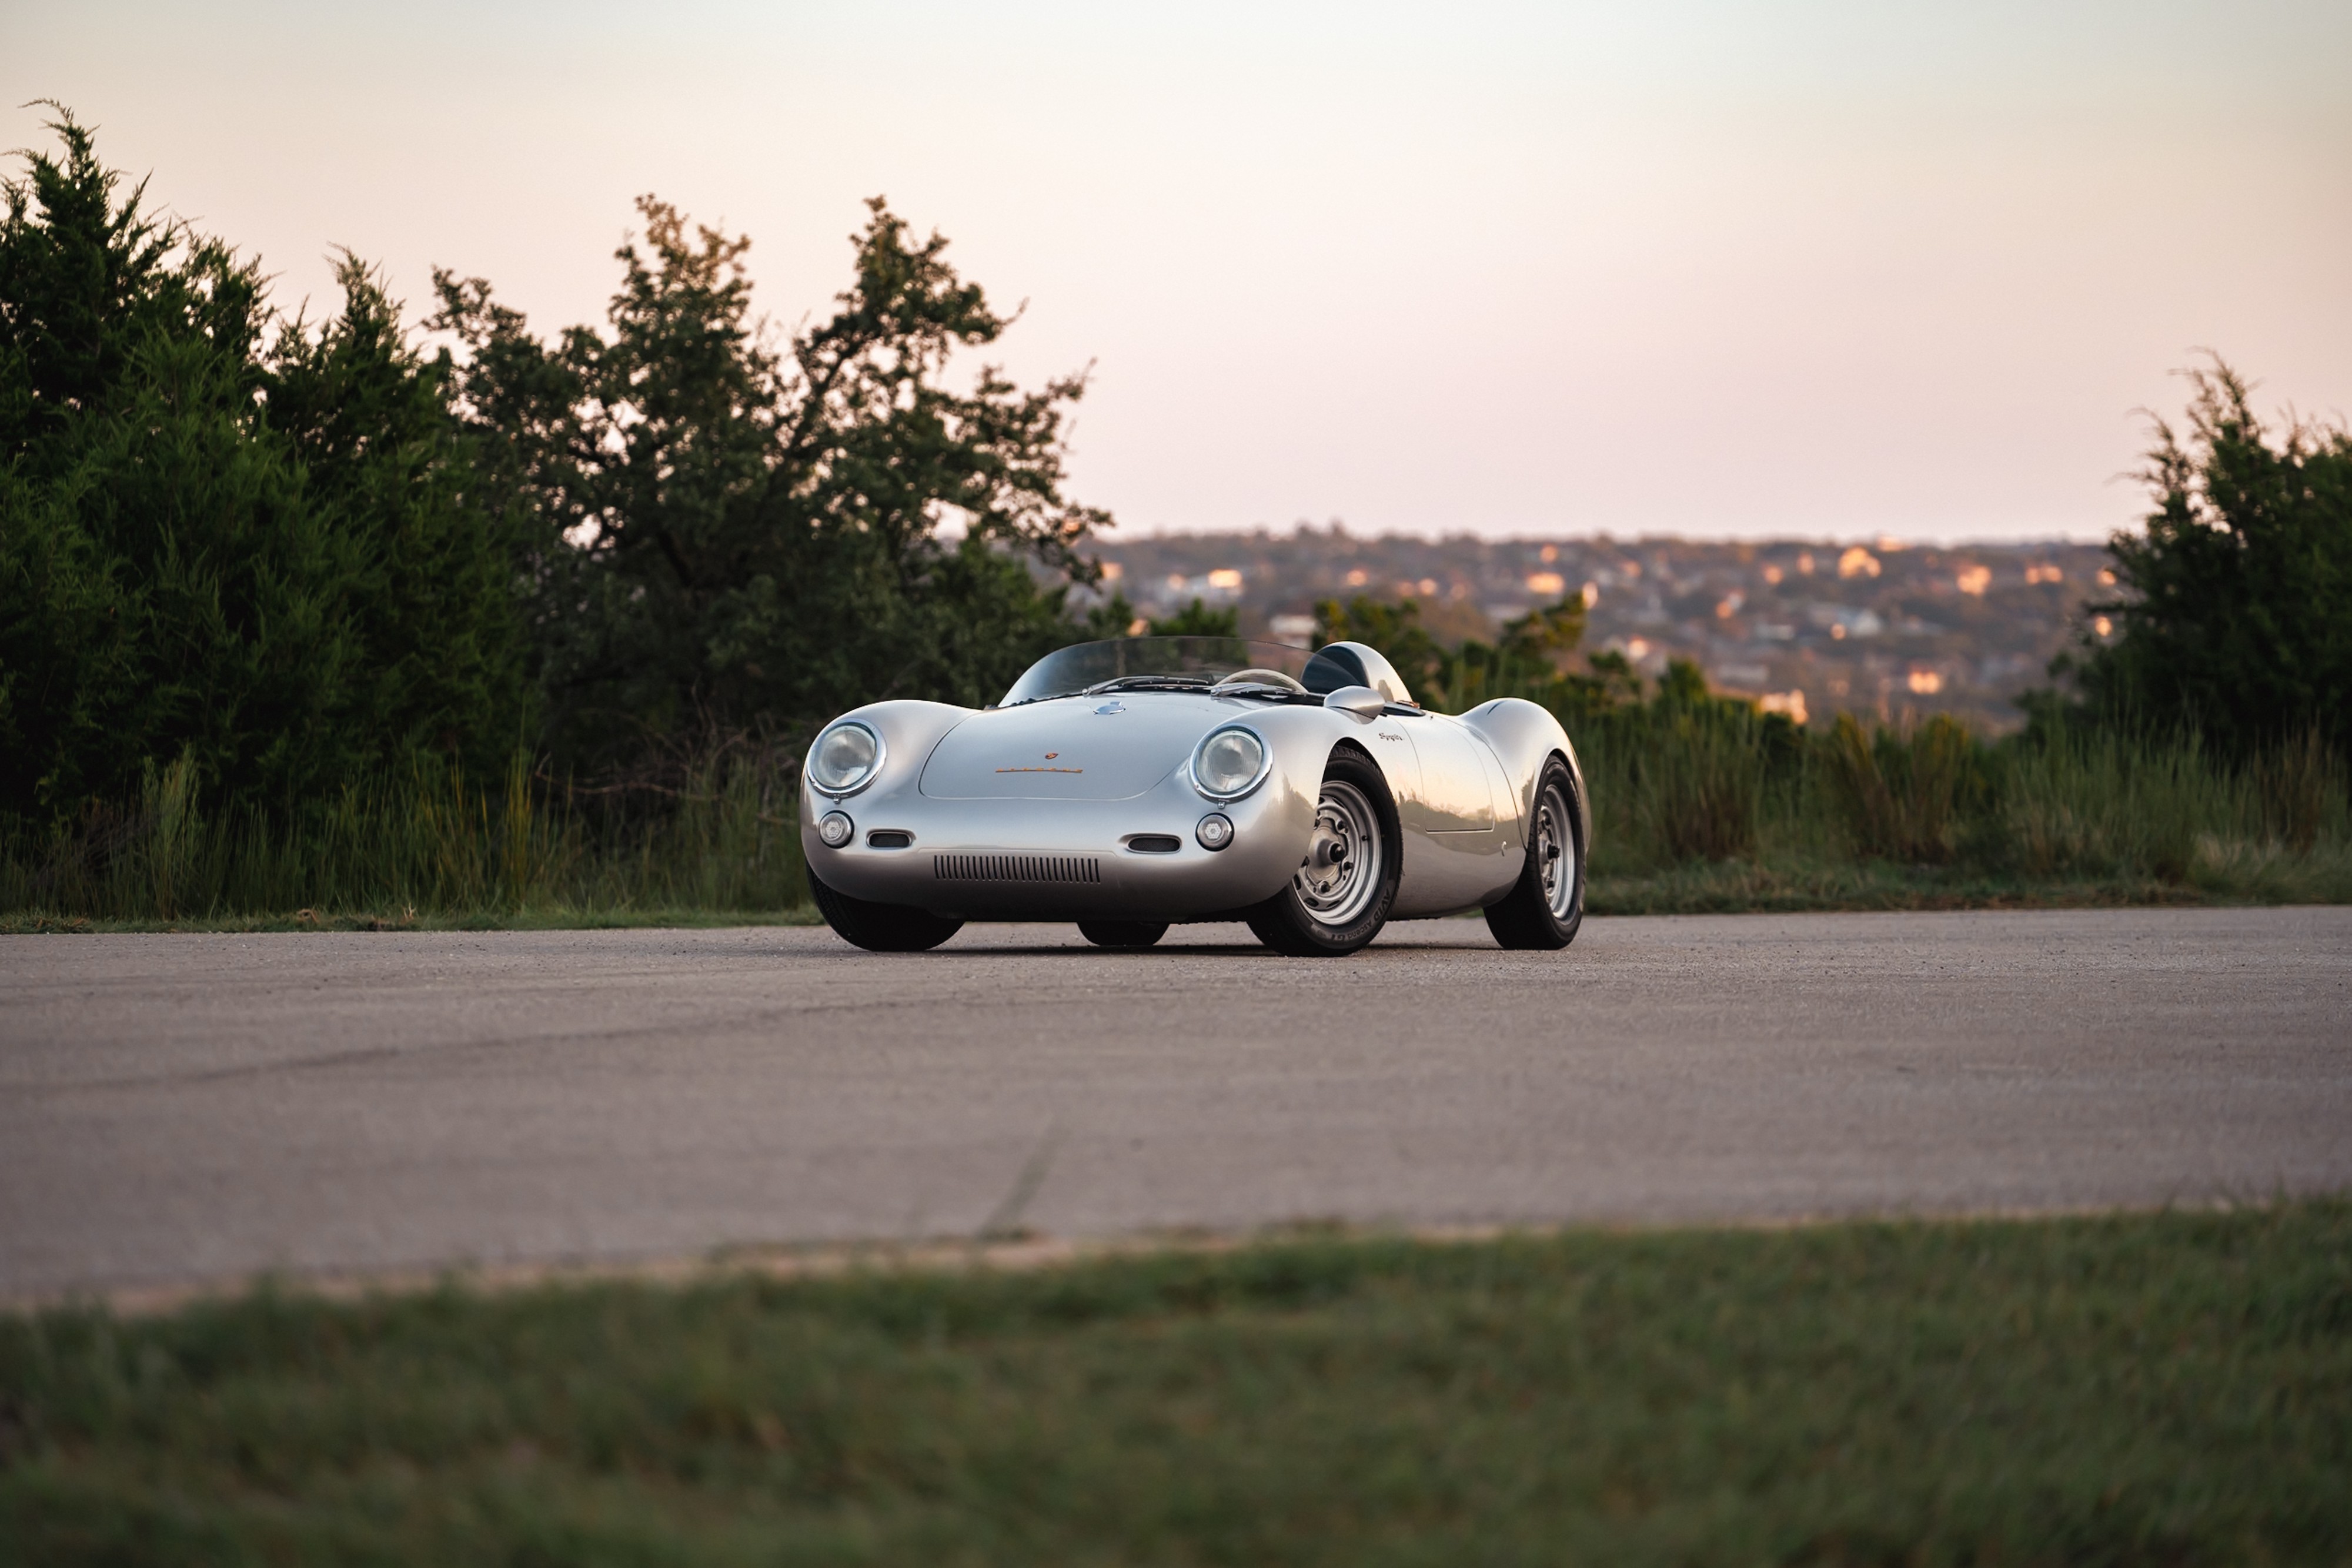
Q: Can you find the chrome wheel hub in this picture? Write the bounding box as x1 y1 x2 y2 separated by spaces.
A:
1534 782 1577 918
1295 780 1382 927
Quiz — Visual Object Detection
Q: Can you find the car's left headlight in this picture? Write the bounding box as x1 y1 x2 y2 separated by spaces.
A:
809 720 886 797
1190 726 1270 801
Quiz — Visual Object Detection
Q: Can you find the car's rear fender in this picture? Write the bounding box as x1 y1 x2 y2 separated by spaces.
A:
1457 698 1591 852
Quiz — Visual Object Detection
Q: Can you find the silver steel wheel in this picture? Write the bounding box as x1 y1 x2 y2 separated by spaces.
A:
1534 780 1578 919
1295 778 1384 928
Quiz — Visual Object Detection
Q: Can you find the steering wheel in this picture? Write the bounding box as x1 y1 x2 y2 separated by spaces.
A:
1213 668 1309 693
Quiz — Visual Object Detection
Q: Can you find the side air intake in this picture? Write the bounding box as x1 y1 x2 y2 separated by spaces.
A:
933 854 1102 884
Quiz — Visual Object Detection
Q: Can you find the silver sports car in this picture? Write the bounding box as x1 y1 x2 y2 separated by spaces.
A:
800 636 1588 956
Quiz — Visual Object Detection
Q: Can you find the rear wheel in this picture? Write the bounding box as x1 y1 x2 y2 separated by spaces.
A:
1245 750 1401 957
1079 920 1168 948
808 867 964 952
1484 758 1584 951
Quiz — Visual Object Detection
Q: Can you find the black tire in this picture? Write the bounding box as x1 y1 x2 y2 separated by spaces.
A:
1245 748 1401 957
807 866 964 952
1484 757 1585 951
1078 920 1168 948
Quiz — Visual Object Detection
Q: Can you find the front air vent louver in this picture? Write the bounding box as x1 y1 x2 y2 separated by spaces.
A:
933 854 1101 884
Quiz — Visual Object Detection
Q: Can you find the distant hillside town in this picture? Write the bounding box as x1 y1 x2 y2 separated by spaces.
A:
1081 527 2116 730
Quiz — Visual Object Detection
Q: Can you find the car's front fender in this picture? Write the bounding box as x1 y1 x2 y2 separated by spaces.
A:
800 700 975 840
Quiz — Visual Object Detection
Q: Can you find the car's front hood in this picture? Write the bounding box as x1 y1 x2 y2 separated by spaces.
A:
918 694 1236 801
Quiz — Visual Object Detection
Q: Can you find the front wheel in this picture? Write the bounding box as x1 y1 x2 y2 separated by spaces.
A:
1484 758 1585 951
1245 750 1401 957
808 867 964 952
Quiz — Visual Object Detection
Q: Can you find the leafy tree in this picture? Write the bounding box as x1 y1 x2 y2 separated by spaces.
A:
1083 592 1142 640
1314 594 1444 696
1148 597 1238 637
0 112 527 820
1312 591 1593 714
431 197 1111 772
2069 359 2351 760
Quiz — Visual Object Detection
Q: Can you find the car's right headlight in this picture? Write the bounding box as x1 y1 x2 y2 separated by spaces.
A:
808 721 885 797
1190 726 1270 801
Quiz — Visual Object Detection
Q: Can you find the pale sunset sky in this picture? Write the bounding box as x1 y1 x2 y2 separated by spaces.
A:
6 0 2347 541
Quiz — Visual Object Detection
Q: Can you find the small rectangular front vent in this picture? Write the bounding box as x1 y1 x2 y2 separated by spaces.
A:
1123 834 1181 854
866 830 913 848
933 853 1101 884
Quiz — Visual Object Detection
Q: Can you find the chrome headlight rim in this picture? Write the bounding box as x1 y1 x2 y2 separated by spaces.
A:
1188 724 1272 802
808 720 887 799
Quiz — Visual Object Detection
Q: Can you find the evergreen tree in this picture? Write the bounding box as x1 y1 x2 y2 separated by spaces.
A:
0 112 529 820
2072 360 2351 760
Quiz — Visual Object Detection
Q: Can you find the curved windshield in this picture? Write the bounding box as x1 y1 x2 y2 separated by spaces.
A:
1000 637 1315 706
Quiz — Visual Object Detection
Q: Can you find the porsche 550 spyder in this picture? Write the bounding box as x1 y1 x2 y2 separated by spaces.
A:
799 636 1588 957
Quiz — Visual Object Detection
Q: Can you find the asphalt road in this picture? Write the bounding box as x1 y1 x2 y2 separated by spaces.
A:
4 907 2348 1302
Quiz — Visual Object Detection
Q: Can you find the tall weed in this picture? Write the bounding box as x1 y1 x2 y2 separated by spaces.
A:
1823 715 1978 864
2249 728 2342 852
8 704 2346 921
1992 728 2229 882
572 758 805 912
1640 709 1768 863
1565 692 2347 901
1581 699 1783 870
0 752 803 922
141 752 203 919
